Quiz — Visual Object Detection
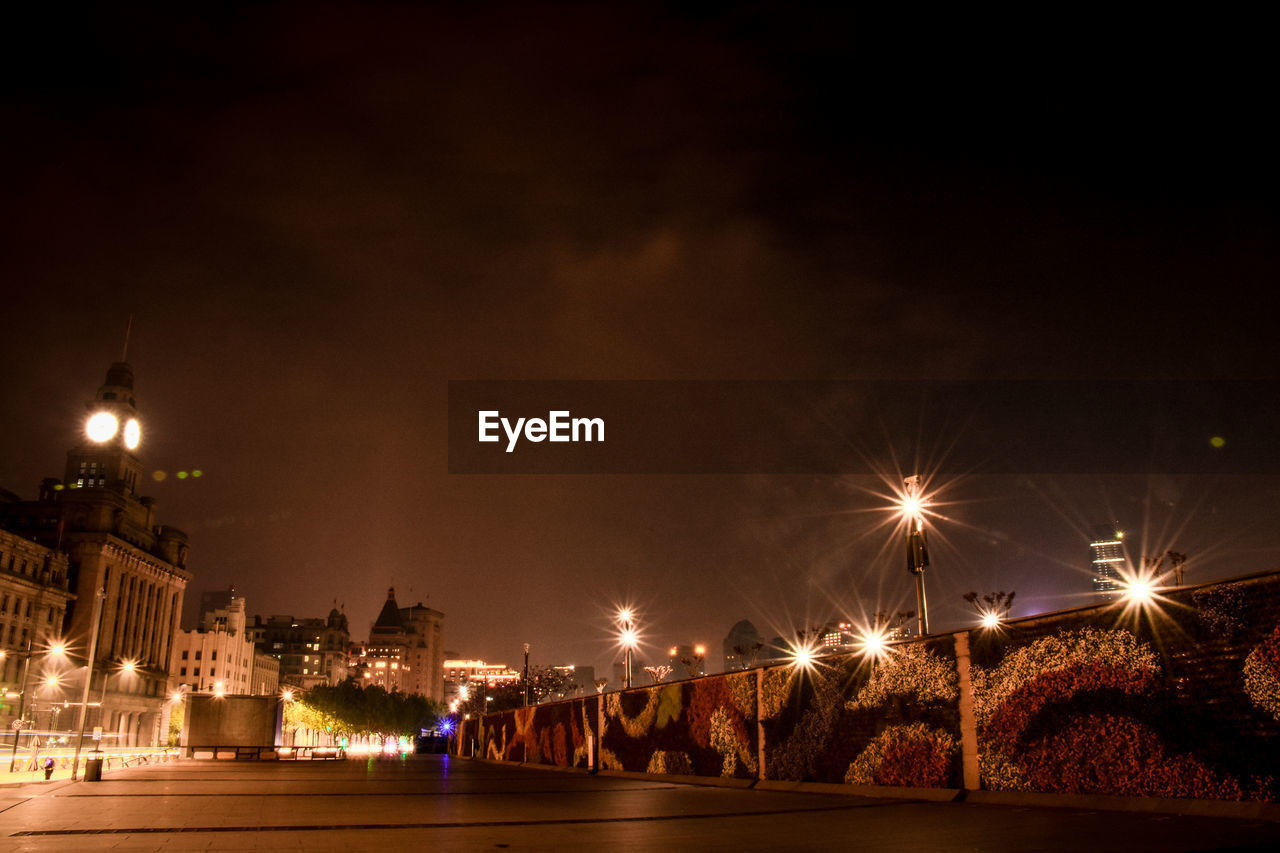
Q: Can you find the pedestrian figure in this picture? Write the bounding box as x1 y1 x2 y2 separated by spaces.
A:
43 757 55 780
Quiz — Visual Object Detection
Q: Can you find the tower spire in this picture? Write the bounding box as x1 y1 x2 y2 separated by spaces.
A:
122 314 133 362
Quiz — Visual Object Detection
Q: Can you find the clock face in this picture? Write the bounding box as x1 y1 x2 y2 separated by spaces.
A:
124 418 141 450
86 411 119 443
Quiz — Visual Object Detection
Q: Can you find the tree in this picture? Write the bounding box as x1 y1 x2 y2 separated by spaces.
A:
962 590 1016 620
485 666 578 712
1144 550 1188 586
732 642 763 669
644 665 673 683
286 682 446 741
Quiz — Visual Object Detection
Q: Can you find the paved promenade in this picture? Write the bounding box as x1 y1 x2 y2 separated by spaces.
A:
1 755 1278 852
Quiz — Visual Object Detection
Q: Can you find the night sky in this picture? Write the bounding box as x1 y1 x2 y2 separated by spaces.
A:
2 5 1277 678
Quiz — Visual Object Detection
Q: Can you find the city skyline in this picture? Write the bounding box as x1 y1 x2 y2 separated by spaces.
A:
1 5 1277 679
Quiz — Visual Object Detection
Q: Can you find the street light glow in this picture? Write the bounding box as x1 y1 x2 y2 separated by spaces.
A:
857 625 890 660
1122 575 1156 604
981 611 1002 630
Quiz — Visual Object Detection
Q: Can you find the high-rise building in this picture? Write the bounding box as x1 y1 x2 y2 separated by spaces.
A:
1090 523 1128 600
0 360 192 746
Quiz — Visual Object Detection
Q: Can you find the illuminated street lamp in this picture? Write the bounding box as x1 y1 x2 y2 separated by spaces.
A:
902 475 931 636
96 659 138 722
618 609 637 689
1122 574 1156 604
6 639 68 772
857 624 889 660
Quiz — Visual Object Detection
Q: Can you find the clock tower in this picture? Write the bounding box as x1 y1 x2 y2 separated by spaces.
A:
0 356 192 748
64 361 144 495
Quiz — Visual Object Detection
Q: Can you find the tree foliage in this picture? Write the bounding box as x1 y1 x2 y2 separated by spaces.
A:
480 666 582 713
285 682 446 738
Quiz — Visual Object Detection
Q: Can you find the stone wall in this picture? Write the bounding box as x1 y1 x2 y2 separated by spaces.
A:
460 570 1280 801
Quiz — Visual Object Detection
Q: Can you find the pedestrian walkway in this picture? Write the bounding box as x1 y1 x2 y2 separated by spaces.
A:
0 755 1277 852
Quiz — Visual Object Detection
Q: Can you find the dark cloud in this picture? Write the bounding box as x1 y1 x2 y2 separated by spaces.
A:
1 4 1276 673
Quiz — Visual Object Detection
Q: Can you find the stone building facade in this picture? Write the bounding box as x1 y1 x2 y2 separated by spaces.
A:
169 589 278 697
356 588 445 702
0 526 76 732
0 361 191 746
251 608 350 689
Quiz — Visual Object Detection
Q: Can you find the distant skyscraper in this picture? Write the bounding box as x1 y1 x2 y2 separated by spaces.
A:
722 620 762 671
1090 523 1127 600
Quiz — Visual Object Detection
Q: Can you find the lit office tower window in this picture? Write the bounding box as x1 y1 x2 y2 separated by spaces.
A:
1090 524 1127 600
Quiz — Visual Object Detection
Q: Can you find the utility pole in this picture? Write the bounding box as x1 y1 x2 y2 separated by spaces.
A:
523 643 531 707
71 588 107 781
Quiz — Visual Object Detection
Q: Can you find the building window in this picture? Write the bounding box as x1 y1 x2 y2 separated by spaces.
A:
212 650 217 660
194 668 200 676
195 650 201 660
180 667 187 676
182 650 188 659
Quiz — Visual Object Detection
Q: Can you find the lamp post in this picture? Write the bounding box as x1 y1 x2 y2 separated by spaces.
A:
71 587 107 781
522 643 531 707
618 609 636 689
6 640 67 772
903 475 931 637
92 659 137 740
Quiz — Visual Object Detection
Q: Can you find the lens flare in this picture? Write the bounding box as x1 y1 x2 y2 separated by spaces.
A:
856 624 891 660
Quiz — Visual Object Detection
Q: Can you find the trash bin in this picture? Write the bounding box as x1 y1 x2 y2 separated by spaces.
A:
84 758 103 782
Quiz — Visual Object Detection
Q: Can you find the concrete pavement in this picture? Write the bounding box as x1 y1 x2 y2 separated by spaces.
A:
0 755 1277 852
